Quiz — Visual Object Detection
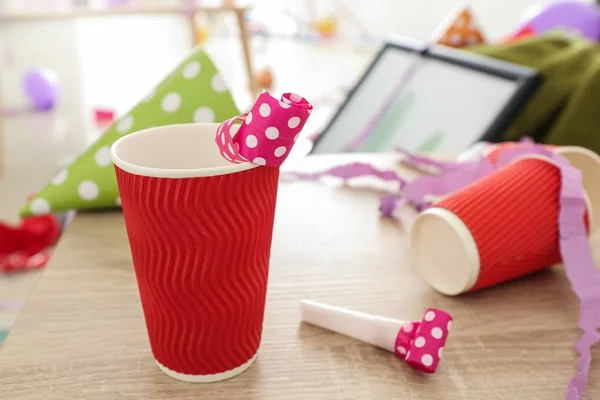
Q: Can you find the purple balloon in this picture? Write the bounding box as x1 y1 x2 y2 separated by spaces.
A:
23 68 59 112
521 1 600 40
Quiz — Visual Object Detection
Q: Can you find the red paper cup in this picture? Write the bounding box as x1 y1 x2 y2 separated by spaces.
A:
111 123 279 382
410 156 593 295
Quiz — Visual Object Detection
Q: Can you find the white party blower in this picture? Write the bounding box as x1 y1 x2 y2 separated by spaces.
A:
300 300 453 373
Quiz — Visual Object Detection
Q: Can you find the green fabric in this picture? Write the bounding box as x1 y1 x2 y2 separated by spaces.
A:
20 48 239 217
468 33 600 152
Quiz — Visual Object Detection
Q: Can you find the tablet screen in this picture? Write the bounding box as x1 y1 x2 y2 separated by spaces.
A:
311 43 538 154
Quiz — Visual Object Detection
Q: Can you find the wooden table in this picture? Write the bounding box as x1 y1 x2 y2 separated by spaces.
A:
0 155 596 399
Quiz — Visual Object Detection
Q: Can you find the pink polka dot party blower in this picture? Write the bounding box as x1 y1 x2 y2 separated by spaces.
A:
300 300 452 373
216 92 312 166
112 91 311 383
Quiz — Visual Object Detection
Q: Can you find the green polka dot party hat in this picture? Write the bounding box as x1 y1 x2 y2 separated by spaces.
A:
20 48 240 217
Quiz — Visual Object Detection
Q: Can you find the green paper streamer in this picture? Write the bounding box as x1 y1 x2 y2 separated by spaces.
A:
20 48 240 217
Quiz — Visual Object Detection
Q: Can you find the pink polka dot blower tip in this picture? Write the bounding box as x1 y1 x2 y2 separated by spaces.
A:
215 92 313 167
300 300 452 374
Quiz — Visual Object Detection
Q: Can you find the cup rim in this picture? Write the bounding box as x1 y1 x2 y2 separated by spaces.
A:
411 207 481 295
110 123 258 179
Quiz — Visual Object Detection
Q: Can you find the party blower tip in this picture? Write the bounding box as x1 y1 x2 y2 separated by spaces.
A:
300 300 452 373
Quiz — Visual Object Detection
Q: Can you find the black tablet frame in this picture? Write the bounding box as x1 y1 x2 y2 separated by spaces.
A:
310 37 542 154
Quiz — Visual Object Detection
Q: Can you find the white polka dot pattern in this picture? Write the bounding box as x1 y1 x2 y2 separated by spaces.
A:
265 127 279 140
183 61 201 79
288 117 300 129
246 135 258 148
116 115 134 134
259 103 271 117
214 92 313 167
78 180 100 201
394 308 453 374
30 198 51 215
51 169 68 185
94 146 112 167
193 107 215 123
162 92 181 113
274 146 286 157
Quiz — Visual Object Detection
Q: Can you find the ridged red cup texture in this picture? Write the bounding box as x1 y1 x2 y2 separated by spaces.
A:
115 165 280 376
435 158 589 292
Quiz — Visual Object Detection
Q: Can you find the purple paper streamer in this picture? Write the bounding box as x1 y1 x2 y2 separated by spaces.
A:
396 148 466 174
283 162 406 184
500 146 600 399
283 162 408 217
0 301 24 310
379 193 405 217
553 156 600 400
402 158 495 204
183 0 196 17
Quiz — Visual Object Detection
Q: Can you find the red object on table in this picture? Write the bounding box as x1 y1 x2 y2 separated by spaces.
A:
0 213 61 273
435 158 589 292
115 164 280 377
94 107 116 126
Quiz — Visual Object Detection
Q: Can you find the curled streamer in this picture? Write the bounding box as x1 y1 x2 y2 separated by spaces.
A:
215 92 312 167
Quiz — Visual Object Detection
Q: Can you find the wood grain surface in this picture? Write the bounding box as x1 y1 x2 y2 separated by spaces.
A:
0 155 597 399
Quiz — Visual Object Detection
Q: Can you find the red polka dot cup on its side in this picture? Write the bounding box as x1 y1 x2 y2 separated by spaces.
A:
111 123 279 382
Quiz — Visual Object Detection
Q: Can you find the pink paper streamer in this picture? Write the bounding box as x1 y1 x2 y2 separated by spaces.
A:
216 92 312 167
